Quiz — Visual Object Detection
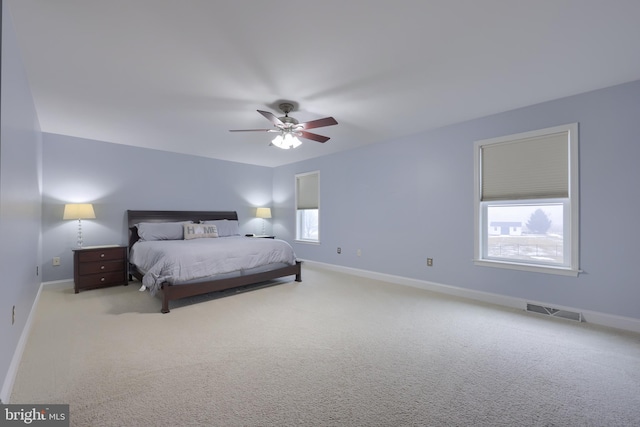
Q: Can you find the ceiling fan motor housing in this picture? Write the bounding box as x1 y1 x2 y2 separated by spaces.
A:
278 103 299 126
279 116 299 126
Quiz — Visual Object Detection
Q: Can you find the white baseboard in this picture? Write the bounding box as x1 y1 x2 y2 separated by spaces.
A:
42 279 73 289
302 260 640 335
0 282 44 403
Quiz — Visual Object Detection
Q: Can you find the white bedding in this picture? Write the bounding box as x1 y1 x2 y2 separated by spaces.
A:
130 236 297 294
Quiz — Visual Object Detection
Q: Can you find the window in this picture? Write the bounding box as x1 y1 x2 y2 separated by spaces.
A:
296 171 320 243
474 123 579 276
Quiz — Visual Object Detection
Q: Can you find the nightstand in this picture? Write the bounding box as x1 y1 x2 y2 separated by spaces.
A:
72 245 128 293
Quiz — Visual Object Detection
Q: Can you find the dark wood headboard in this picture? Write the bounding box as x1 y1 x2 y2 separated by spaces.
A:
127 210 239 248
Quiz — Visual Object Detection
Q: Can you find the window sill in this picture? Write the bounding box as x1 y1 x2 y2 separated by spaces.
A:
295 239 320 245
474 259 580 277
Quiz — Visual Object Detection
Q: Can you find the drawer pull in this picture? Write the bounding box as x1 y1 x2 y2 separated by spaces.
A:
100 277 105 282
100 265 105 270
100 253 105 258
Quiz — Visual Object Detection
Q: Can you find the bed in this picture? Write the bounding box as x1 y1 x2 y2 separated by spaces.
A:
127 210 301 313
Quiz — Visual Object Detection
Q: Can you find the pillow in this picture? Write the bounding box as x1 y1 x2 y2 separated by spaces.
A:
200 219 240 237
137 221 192 241
184 223 218 240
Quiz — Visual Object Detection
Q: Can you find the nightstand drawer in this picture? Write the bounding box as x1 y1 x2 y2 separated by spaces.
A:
78 247 124 263
78 260 124 275
75 271 127 288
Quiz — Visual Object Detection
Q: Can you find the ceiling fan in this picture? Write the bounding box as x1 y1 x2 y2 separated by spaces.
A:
229 102 338 149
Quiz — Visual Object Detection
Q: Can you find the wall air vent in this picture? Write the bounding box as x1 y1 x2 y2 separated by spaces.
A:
526 303 583 322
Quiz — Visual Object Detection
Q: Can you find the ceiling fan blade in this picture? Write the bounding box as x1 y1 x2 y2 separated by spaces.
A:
257 110 284 126
299 131 330 143
229 129 279 132
298 116 338 130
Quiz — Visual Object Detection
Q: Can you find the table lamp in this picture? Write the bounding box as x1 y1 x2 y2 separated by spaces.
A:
63 203 96 247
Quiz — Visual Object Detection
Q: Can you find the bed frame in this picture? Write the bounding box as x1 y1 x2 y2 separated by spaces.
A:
127 210 302 313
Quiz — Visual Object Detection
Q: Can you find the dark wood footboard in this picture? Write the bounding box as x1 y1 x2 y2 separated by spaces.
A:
159 261 301 313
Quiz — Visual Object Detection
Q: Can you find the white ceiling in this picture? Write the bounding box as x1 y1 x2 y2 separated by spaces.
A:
7 0 640 167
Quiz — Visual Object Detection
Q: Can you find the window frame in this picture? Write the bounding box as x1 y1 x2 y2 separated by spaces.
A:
295 171 320 244
473 123 579 276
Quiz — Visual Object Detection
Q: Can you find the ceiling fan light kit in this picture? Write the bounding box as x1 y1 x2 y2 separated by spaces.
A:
230 102 338 149
272 133 302 149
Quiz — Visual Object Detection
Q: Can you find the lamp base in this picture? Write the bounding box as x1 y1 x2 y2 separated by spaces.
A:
77 219 84 247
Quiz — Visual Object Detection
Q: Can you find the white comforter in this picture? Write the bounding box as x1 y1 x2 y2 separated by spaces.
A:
130 236 297 294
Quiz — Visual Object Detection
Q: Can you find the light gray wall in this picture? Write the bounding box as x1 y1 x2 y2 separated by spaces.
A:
42 134 274 282
0 4 43 401
274 79 640 321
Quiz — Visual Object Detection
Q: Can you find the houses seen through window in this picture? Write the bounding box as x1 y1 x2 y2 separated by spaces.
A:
486 202 564 265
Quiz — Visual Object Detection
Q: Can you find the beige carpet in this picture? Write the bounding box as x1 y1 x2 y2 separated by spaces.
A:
10 264 640 426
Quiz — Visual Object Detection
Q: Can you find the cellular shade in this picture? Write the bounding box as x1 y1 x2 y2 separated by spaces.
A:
296 173 319 209
481 131 569 201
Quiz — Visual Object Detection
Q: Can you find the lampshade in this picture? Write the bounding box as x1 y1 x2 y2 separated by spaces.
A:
63 203 96 220
256 207 272 219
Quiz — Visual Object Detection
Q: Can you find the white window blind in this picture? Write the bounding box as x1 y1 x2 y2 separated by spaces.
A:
481 131 569 201
296 173 319 209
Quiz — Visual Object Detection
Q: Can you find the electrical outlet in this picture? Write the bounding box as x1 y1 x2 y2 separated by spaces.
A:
337 247 342 254
427 258 433 267
357 249 362 257
53 257 61 266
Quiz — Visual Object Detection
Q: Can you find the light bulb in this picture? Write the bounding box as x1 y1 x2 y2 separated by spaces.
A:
271 134 285 149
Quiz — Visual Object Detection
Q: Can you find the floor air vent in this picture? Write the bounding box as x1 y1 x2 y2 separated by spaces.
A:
526 303 583 322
